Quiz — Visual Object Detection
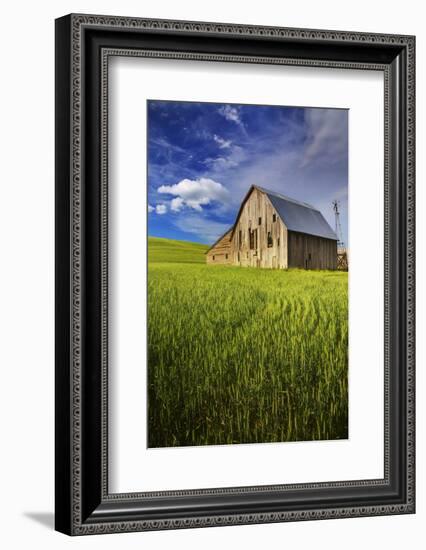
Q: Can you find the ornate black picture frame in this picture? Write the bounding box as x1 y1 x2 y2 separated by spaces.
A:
55 14 415 535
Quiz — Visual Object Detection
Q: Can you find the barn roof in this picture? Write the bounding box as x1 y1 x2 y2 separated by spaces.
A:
212 186 337 248
257 186 338 241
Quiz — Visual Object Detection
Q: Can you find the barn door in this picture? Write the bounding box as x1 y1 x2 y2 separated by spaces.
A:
305 252 312 270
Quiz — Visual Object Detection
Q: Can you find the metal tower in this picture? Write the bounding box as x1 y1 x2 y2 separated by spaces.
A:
332 200 348 271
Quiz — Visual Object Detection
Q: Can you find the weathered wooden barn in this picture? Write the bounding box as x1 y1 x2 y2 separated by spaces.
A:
206 185 338 270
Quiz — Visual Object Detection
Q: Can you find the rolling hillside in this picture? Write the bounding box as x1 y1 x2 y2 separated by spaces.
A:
148 237 209 264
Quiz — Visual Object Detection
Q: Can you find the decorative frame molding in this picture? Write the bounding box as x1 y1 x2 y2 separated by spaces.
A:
55 14 415 535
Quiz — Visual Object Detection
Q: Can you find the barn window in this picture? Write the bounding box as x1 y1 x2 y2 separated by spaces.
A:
258 217 262 225
278 237 280 247
213 255 215 261
239 230 242 248
273 213 277 222
249 229 255 250
267 232 273 248
308 253 312 260
225 253 228 259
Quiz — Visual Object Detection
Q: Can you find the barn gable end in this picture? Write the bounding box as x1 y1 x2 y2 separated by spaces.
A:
230 186 288 269
205 228 233 264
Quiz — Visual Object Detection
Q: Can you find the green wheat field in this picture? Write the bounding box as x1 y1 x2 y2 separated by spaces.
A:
148 237 348 448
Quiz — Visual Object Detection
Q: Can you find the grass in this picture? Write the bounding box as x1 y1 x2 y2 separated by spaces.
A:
148 236 209 264
148 237 348 448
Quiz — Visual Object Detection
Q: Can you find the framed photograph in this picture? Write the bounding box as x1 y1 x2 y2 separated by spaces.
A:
55 14 415 535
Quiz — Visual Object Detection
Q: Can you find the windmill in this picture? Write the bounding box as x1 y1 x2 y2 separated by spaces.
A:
332 200 348 271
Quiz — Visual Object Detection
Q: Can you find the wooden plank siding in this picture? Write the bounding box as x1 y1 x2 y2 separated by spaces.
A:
230 187 288 269
205 229 233 265
287 230 337 270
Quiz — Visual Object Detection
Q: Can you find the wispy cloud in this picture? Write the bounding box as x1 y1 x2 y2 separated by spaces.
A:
203 145 247 172
203 157 239 170
301 109 348 167
150 136 186 154
174 214 231 242
218 105 244 129
213 134 232 149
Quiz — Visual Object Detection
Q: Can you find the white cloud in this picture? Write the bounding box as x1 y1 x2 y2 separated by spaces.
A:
213 134 232 149
218 105 243 126
170 197 184 212
148 204 155 213
155 204 167 215
158 178 229 211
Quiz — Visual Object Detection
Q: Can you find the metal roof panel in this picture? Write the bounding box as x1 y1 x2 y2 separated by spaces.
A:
263 188 338 241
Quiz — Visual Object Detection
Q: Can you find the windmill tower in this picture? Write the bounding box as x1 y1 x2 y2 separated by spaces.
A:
332 200 348 271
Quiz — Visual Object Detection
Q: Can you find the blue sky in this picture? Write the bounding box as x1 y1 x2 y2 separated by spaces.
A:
147 100 348 246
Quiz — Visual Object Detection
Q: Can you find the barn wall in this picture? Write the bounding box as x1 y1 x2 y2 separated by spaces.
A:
206 230 233 264
230 188 288 268
287 231 337 270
